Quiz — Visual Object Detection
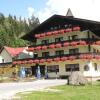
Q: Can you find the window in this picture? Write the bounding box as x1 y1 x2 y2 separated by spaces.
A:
68 36 71 40
92 35 95 39
42 52 49 58
69 48 79 54
2 59 4 63
47 65 59 72
72 35 78 40
55 50 64 56
84 65 89 71
55 37 63 43
42 40 49 45
65 64 79 72
94 63 97 71
97 50 99 53
93 49 96 53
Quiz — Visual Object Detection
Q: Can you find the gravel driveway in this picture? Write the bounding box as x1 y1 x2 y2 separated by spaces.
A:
0 79 67 99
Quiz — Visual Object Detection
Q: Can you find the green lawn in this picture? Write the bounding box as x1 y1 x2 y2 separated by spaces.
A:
16 82 100 100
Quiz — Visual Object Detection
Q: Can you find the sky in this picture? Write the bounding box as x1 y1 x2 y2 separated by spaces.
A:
0 0 100 23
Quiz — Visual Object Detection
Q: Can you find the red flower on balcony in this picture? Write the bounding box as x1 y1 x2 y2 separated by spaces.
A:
79 41 86 45
73 26 80 31
40 59 45 63
35 46 41 51
46 59 53 63
21 61 25 64
68 56 76 61
17 61 22 64
55 43 62 48
23 60 28 64
63 42 69 47
52 31 58 35
12 61 17 65
70 42 78 46
59 29 64 34
54 57 60 62
41 46 47 50
46 32 52 36
40 33 45 37
28 60 33 64
27 47 34 51
64 28 72 33
80 54 93 59
33 59 39 63
61 57 68 61
79 54 84 59
86 54 93 59
49 44 55 49
95 41 100 45
95 55 100 59
35 34 41 38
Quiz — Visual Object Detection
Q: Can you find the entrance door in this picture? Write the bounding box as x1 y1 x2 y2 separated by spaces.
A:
40 65 45 77
31 65 45 77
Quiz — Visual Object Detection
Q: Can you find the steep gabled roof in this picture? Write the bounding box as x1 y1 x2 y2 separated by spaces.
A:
3 46 26 57
22 12 100 41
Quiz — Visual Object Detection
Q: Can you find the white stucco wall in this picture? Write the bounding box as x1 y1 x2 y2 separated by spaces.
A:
0 49 12 63
0 56 3 63
83 61 100 77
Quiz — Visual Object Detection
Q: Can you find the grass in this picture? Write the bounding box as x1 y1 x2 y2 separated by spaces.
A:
15 82 100 100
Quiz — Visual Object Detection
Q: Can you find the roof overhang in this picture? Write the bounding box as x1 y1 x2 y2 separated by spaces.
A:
22 14 100 41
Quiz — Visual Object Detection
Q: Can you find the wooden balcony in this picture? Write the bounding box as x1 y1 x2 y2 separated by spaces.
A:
30 38 99 47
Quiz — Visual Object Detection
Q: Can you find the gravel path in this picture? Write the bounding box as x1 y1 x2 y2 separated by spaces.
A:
0 79 67 99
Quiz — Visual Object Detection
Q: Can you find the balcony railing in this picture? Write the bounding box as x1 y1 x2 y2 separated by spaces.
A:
30 38 99 47
36 52 100 59
15 52 100 61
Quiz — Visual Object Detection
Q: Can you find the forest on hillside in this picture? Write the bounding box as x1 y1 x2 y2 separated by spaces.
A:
0 13 40 48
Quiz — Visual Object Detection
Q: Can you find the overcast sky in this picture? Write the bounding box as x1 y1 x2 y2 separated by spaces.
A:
0 0 100 23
